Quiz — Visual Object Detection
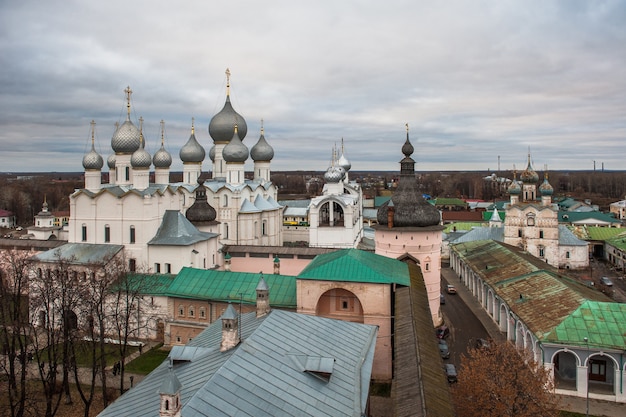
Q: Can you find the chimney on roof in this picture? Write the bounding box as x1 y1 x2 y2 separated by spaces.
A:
256 273 270 318
220 303 240 352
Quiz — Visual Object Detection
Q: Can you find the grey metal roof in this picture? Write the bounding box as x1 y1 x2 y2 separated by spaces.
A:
279 199 311 208
147 210 218 246
98 309 377 417
283 206 308 217
450 226 504 243
239 198 261 213
558 225 589 246
32 242 123 265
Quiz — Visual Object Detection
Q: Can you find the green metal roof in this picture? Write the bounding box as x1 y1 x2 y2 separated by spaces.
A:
433 198 467 207
606 233 626 251
121 273 176 295
585 226 626 241
558 211 620 224
443 222 484 233
544 301 626 350
165 267 297 308
297 249 410 286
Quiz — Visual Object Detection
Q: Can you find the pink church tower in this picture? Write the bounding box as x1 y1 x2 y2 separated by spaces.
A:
374 124 444 326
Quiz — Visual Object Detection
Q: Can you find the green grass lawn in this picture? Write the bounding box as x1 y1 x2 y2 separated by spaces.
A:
124 344 169 374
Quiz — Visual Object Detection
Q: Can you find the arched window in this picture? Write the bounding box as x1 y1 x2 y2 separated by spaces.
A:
178 305 184 317
223 195 228 207
262 220 267 236
81 224 87 241
188 306 195 317
104 224 110 242
200 308 206 319
224 223 229 239
130 226 136 243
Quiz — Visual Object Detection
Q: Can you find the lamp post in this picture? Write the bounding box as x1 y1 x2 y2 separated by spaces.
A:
583 337 590 417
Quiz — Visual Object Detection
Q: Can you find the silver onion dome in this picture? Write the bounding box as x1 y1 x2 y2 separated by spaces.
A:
209 145 216 162
153 144 172 168
83 121 103 170
111 119 141 154
131 134 152 168
179 122 206 163
107 153 116 169
83 145 103 170
223 126 249 163
337 139 351 171
324 166 343 183
208 69 247 143
250 127 274 161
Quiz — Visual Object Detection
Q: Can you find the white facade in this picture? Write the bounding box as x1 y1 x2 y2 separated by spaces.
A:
68 79 282 275
308 147 364 249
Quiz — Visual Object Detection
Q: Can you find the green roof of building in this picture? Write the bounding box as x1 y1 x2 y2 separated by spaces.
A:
443 222 484 233
558 211 620 224
606 233 626 251
165 267 297 308
122 273 176 295
544 301 626 350
574 225 626 241
482 210 505 221
451 240 620 350
433 198 467 207
297 249 410 286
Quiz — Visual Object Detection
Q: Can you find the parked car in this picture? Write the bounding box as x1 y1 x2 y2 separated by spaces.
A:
446 284 457 294
475 338 490 349
600 276 614 287
440 293 445 304
438 340 450 359
445 363 457 383
436 325 449 339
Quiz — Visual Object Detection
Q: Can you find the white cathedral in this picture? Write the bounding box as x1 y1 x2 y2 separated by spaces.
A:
69 73 283 275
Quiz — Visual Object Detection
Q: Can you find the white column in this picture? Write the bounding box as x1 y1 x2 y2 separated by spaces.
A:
576 365 588 398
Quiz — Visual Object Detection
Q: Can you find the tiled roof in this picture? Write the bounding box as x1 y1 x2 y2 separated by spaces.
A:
166 267 297 308
297 249 410 286
98 309 378 417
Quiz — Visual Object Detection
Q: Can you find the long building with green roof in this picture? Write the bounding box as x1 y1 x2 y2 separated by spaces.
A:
450 240 626 404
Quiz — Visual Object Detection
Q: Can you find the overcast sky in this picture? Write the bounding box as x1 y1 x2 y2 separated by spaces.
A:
1 1 625 174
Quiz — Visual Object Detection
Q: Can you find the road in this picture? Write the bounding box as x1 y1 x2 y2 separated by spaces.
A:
439 276 490 368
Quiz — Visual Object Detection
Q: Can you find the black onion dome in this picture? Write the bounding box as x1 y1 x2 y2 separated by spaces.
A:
186 179 217 223
376 180 441 227
179 125 205 163
376 126 440 227
222 126 249 163
250 129 274 161
208 96 247 143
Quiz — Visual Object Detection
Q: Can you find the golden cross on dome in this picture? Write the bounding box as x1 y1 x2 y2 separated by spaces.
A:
124 86 132 117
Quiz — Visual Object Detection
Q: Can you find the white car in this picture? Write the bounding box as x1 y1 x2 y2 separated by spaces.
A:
446 284 457 294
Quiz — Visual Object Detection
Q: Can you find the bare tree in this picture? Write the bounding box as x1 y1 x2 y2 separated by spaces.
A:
107 257 159 395
452 340 559 417
0 249 34 417
29 252 84 417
